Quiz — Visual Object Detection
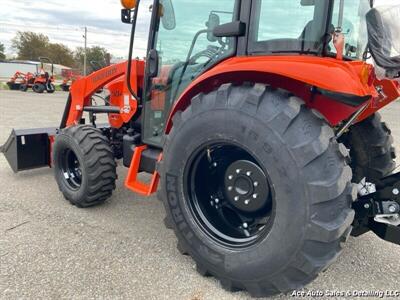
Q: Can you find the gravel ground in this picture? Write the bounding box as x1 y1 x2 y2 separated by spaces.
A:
0 90 399 300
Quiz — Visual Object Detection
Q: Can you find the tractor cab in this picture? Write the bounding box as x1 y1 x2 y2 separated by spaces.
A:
121 0 399 147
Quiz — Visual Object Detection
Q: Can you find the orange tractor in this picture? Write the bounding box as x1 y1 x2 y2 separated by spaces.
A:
1 0 400 297
30 57 56 93
6 71 35 91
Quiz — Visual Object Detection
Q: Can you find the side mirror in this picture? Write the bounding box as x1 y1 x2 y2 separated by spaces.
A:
206 13 220 42
366 7 400 77
161 0 176 30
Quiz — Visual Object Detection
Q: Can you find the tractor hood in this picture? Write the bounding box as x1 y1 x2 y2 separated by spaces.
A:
366 5 400 80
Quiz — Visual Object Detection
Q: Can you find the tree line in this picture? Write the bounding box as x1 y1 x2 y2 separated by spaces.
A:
0 31 111 74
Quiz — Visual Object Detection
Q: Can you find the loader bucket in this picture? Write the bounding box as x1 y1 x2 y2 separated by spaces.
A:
0 127 57 172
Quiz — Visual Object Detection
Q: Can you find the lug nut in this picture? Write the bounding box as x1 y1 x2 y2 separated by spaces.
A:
393 188 399 196
252 194 258 199
234 196 239 201
213 162 218 167
228 186 233 191
364 203 370 209
228 175 233 180
236 169 241 174
243 223 248 229
253 182 259 187
246 171 252 176
388 205 397 213
244 199 250 205
215 198 219 204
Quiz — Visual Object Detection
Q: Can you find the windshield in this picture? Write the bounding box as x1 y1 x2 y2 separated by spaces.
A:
249 0 371 59
143 0 239 146
330 0 371 59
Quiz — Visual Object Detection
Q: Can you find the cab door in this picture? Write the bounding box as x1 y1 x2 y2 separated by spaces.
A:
142 0 239 147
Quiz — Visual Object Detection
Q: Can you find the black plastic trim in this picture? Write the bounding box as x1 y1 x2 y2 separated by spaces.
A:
237 0 251 56
313 87 371 107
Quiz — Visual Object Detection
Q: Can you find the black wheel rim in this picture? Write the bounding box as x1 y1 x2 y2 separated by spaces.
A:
60 148 82 190
185 142 274 248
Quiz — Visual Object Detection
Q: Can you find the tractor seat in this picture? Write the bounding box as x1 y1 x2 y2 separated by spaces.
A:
366 7 400 74
300 20 335 46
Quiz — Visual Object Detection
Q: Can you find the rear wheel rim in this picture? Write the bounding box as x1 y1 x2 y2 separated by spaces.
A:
60 148 82 190
185 142 274 248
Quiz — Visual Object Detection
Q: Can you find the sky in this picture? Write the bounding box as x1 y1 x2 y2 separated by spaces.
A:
0 0 154 59
0 0 397 60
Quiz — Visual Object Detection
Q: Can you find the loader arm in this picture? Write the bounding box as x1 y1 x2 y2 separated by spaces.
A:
1 60 145 173
63 60 145 128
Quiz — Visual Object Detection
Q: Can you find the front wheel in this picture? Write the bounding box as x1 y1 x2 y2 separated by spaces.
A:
47 83 56 93
159 84 355 297
19 84 28 92
53 125 117 207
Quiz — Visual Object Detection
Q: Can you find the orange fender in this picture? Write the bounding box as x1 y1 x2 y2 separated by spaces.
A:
166 56 398 132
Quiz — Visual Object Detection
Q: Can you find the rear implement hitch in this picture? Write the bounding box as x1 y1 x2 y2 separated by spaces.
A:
353 172 400 245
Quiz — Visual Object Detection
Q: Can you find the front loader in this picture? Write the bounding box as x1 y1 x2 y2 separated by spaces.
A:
1 0 400 297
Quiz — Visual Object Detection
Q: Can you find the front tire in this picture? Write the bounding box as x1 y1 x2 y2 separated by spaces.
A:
19 84 28 92
53 125 117 207
47 83 56 93
159 84 355 297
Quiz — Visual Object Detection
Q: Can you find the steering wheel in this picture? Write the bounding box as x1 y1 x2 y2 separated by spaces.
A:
188 45 220 65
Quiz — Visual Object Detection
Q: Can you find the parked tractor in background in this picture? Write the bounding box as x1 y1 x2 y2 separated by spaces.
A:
1 0 400 297
60 61 107 92
60 69 82 92
30 57 56 94
6 71 34 91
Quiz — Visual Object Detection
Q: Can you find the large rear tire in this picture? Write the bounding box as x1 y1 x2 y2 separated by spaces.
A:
341 113 396 183
53 125 117 207
32 83 45 93
159 84 355 297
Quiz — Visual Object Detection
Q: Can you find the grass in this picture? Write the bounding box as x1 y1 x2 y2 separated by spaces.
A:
54 84 63 92
0 82 10 90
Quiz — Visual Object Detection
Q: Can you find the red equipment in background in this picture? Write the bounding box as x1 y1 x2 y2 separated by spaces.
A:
30 57 56 94
6 71 35 91
60 69 82 92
